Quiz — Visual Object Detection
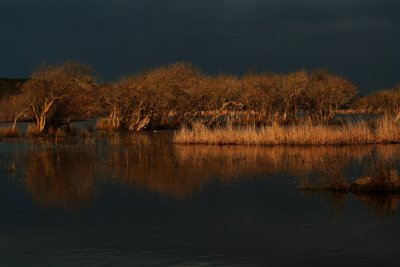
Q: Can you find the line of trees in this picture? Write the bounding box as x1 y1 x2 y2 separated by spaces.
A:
0 61 360 133
353 85 400 115
97 63 358 131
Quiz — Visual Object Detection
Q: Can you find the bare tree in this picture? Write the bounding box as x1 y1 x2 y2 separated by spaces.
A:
240 73 281 124
353 85 400 115
98 81 133 130
134 63 197 129
306 70 357 122
99 63 201 131
281 70 309 121
21 61 96 133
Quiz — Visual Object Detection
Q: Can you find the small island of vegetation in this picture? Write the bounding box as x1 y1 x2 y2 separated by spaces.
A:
0 60 399 146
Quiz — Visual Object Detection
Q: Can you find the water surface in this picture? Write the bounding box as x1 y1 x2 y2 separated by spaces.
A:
1 133 400 266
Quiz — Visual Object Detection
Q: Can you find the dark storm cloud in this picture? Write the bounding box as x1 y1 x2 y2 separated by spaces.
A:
0 0 399 93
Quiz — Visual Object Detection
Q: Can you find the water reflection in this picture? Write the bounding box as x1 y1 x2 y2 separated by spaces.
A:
24 146 96 210
4 134 400 216
355 193 400 218
175 144 373 178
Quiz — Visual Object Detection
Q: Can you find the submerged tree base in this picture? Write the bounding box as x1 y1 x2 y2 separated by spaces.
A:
174 117 400 146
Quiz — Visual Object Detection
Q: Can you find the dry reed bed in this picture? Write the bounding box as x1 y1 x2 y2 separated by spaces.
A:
174 117 400 146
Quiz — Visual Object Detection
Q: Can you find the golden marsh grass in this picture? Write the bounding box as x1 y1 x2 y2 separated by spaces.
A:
174 116 400 146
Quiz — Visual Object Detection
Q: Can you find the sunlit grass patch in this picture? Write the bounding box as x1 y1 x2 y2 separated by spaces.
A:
174 116 400 146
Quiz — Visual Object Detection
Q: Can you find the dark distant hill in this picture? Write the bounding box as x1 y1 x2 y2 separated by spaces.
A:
0 78 27 97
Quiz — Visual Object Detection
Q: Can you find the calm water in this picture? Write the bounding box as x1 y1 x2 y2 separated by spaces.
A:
1 132 400 266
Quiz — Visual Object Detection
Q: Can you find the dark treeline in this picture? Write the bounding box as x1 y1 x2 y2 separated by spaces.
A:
0 61 395 133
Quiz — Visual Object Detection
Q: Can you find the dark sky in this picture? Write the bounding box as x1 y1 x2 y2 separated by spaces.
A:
1 0 399 94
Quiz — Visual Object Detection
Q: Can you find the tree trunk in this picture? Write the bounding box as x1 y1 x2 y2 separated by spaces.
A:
37 113 47 132
136 114 152 131
12 106 30 131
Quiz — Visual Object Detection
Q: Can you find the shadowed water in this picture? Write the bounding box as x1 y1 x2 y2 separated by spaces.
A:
1 132 400 266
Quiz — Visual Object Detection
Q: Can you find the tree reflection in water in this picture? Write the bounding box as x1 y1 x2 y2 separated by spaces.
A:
8 134 400 216
24 142 97 210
